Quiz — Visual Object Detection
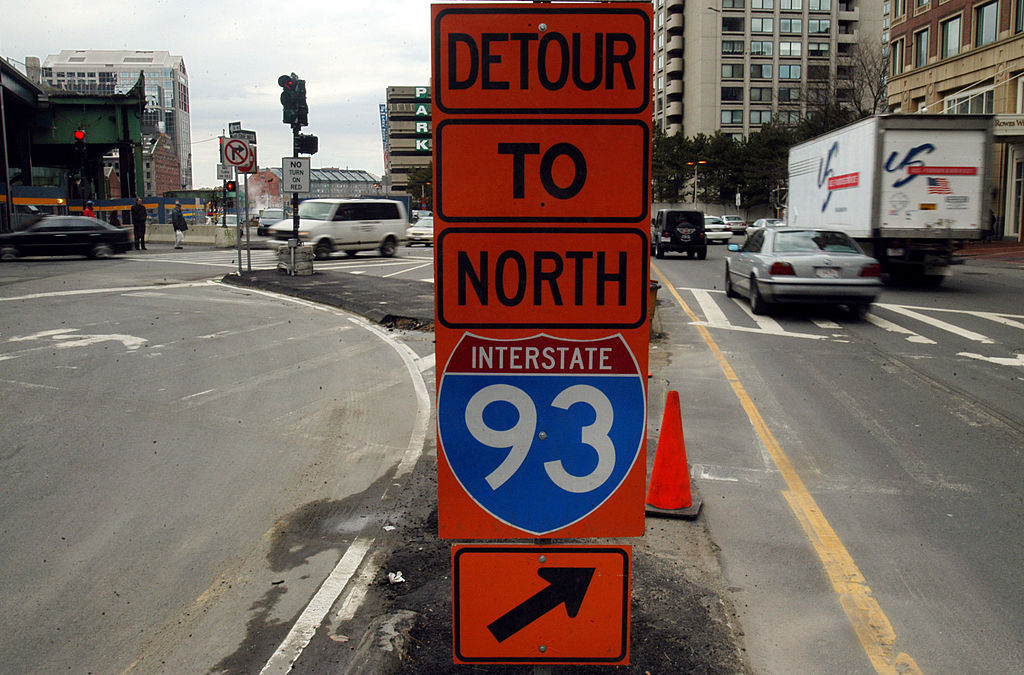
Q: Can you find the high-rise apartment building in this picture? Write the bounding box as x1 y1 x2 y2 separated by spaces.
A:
40 50 193 190
383 86 432 197
886 0 1024 241
652 0 883 138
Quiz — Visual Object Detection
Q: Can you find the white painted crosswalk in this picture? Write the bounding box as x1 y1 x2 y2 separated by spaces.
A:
674 286 1024 369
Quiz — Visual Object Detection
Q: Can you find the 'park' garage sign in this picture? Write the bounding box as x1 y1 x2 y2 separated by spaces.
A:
433 3 651 542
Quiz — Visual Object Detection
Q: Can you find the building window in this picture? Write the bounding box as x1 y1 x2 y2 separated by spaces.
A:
750 63 774 78
780 41 802 56
808 64 829 79
723 40 745 54
781 18 802 33
782 0 803 9
723 16 745 31
1018 0 1024 33
721 109 744 124
750 109 773 125
945 87 995 113
722 86 745 101
752 17 773 33
893 0 905 18
975 2 998 47
809 19 831 34
752 0 774 8
722 63 745 78
809 42 830 57
780 64 803 79
809 0 830 9
723 0 745 7
915 28 929 67
891 38 905 75
915 0 929 8
751 40 774 55
750 86 773 101
779 86 801 101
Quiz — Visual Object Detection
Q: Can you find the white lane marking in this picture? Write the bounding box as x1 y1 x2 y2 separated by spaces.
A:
334 549 384 623
691 289 730 326
969 311 1024 331
8 328 78 341
382 262 433 279
180 389 215 401
812 319 843 330
0 378 60 391
348 270 366 275
260 537 374 674
958 352 1024 367
690 321 827 340
877 304 994 343
0 281 208 302
419 278 435 284
865 312 936 344
416 352 436 373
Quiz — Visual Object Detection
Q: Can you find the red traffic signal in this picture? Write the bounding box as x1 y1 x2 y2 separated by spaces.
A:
73 129 86 142
225 180 237 193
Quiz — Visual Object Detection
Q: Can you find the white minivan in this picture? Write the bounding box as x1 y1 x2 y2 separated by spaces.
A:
267 198 408 259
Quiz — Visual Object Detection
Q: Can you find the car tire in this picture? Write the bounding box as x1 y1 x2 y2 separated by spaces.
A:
1 246 18 261
314 240 333 260
725 266 738 298
696 247 707 260
89 243 114 259
655 244 665 259
686 250 695 259
749 277 768 315
847 304 869 320
380 236 397 258
344 250 358 257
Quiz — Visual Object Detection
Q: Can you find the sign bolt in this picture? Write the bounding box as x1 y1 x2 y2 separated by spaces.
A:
538 431 548 440
539 645 547 653
539 555 547 563
538 23 547 32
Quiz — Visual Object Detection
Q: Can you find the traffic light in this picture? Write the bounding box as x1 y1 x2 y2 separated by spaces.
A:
225 180 237 194
73 128 86 160
295 133 318 155
278 73 308 126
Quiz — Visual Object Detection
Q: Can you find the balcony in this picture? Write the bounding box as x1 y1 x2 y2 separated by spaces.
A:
666 12 683 33
666 79 684 98
667 34 684 56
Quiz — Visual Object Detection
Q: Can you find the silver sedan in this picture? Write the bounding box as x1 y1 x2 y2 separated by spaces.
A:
725 228 882 317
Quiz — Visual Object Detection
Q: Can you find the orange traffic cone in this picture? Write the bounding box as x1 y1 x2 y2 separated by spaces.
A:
645 390 702 519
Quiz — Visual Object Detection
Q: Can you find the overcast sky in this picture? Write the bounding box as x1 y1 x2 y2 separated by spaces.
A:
0 0 443 188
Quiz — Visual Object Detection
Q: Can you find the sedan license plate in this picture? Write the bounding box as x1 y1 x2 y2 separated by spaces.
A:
815 267 840 279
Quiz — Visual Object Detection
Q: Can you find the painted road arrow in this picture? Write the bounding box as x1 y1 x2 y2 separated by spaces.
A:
487 567 596 643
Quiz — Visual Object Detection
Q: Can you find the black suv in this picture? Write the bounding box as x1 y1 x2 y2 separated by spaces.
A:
653 209 707 259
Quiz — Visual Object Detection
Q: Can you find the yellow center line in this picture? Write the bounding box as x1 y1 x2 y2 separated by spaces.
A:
652 263 921 675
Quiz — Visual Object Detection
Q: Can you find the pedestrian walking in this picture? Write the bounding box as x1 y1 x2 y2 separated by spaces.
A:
83 201 96 218
109 211 121 228
131 197 148 250
171 201 188 249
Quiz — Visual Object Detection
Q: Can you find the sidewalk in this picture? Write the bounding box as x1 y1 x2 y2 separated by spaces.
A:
959 238 1024 265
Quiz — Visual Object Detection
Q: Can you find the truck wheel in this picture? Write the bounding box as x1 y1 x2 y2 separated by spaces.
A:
697 247 707 260
655 245 665 259
749 278 768 315
922 274 945 287
314 240 333 260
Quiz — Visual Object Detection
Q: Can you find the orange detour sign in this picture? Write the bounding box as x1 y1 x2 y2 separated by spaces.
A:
452 545 631 665
432 1 653 541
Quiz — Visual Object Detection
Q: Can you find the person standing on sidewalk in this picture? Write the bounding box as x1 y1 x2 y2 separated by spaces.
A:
171 201 188 249
131 197 148 250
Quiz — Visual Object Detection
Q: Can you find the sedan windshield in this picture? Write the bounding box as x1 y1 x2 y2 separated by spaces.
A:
297 202 334 220
773 230 860 254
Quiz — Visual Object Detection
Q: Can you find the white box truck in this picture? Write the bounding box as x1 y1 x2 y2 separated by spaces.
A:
787 115 993 284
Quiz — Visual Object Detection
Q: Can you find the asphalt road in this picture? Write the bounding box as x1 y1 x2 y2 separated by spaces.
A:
650 241 1024 673
0 257 432 673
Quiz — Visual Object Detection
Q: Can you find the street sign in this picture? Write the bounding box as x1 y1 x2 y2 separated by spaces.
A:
228 121 241 134
231 128 257 145
222 138 253 168
283 157 310 193
217 163 232 181
438 333 645 536
452 545 630 665
433 2 652 540
237 146 257 174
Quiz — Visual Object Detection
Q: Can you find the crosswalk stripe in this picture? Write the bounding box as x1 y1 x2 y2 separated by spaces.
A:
865 312 936 344
877 304 994 344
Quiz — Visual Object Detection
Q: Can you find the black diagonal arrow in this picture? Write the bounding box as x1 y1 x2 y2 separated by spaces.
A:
487 567 596 643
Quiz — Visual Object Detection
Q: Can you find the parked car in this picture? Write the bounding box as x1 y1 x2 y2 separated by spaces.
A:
407 217 434 246
751 218 785 229
652 209 707 259
721 214 747 235
257 208 287 236
266 198 408 259
703 215 733 244
725 227 882 317
0 215 132 261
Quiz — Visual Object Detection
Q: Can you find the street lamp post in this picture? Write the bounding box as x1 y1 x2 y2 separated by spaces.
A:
686 160 707 204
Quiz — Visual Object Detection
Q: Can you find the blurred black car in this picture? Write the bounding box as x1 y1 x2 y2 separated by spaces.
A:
0 216 132 261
